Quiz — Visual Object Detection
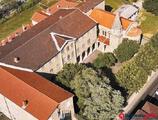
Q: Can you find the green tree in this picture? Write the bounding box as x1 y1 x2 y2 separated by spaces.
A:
93 52 117 69
71 68 124 120
143 0 158 15
57 63 86 87
116 61 148 93
114 39 140 62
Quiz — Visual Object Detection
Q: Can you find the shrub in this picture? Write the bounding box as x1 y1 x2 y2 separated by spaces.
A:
114 39 140 63
116 33 158 93
93 52 117 69
143 0 158 16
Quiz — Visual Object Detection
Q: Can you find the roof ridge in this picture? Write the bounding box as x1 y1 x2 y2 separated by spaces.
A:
1 9 76 64
1 66 71 103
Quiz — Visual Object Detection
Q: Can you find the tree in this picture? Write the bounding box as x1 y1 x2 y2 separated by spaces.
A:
116 61 148 93
93 52 117 69
143 0 158 15
57 63 86 88
71 68 124 120
114 39 139 63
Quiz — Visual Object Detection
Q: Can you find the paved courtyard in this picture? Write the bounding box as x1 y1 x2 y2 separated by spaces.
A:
83 50 101 63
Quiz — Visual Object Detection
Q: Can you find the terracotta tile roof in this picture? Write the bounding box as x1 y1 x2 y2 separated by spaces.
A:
77 0 104 13
90 9 133 30
98 35 110 45
48 0 79 14
142 101 158 114
32 11 49 23
127 27 142 37
0 66 73 120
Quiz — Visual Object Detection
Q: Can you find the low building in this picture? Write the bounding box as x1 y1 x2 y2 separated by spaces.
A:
130 101 158 120
90 9 142 52
0 66 75 120
31 0 105 25
114 4 139 21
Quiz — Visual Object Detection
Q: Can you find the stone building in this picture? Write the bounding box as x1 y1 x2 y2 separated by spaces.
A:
0 66 75 120
90 9 142 52
0 9 97 74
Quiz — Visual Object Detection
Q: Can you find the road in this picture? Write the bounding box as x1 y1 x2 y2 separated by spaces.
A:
123 70 158 114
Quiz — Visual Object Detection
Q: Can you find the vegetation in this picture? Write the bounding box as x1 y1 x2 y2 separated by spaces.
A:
114 39 140 63
116 33 158 93
0 0 57 40
143 0 158 16
93 52 117 69
57 64 86 88
0 5 40 40
140 10 158 36
57 64 124 120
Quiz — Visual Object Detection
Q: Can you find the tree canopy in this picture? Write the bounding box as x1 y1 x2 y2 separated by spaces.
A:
116 33 158 93
143 0 158 15
114 39 140 63
93 52 117 69
71 68 124 120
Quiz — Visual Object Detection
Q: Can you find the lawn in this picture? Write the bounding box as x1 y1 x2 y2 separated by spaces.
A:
0 5 41 40
105 0 128 11
140 10 158 37
0 0 57 41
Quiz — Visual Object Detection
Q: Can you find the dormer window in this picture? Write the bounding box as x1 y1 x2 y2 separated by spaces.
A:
14 57 20 63
22 100 29 109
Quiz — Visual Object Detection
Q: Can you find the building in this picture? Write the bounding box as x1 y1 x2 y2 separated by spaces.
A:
0 9 97 74
90 9 142 52
114 4 139 21
130 101 158 120
0 66 75 120
31 0 105 25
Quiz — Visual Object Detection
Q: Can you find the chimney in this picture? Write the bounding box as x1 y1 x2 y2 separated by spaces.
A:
14 57 20 63
22 100 29 109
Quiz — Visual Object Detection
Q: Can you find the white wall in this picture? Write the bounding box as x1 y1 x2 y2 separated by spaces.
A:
0 94 37 120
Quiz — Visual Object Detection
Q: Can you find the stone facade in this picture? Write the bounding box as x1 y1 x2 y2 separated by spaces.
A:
0 93 75 120
37 26 98 74
48 97 76 120
0 94 37 120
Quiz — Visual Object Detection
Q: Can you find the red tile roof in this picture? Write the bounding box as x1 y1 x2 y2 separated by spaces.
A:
127 27 142 37
142 101 158 114
32 11 49 23
90 9 133 30
98 35 110 45
0 66 73 120
48 0 79 14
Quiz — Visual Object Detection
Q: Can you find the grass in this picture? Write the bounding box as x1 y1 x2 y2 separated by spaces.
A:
140 10 158 37
0 0 57 41
105 0 129 11
0 5 41 40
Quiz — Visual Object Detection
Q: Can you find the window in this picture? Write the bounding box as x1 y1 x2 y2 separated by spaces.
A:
22 100 29 109
71 52 74 57
102 31 104 35
50 69 53 73
104 45 106 51
87 39 90 44
67 55 71 60
82 44 85 49
66 46 70 51
87 47 90 55
71 43 73 48
92 43 95 51
98 42 100 47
